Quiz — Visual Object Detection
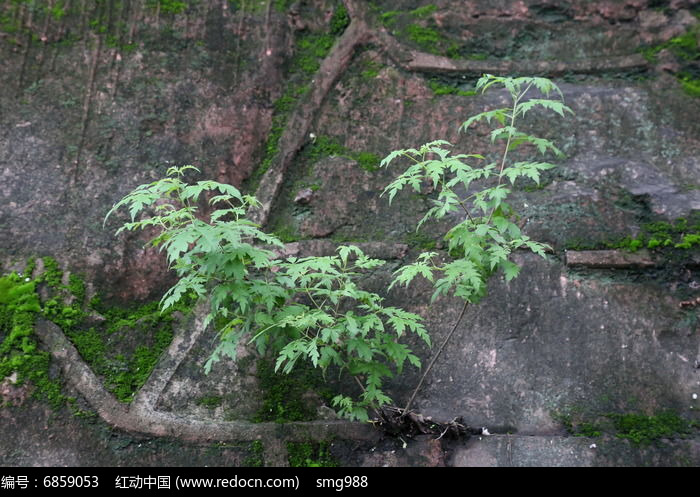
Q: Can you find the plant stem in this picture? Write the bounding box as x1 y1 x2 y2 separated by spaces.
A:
486 83 531 225
403 299 469 414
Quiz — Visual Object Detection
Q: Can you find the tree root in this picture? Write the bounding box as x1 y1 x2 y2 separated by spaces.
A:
373 406 483 440
249 0 373 227
34 318 378 450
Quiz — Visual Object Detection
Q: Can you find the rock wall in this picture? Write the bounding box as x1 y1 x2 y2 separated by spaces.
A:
1 0 699 466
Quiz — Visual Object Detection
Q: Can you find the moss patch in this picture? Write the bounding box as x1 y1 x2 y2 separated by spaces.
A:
196 395 223 409
254 358 333 423
1 258 195 409
330 4 350 36
554 407 699 446
640 25 700 98
246 14 345 191
287 441 338 467
243 440 265 467
0 270 65 409
377 4 460 58
608 411 697 446
303 135 381 173
74 298 193 403
605 214 700 252
428 79 477 97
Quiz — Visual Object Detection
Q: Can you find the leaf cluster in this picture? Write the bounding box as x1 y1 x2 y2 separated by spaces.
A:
106 167 429 421
107 74 572 422
382 75 572 304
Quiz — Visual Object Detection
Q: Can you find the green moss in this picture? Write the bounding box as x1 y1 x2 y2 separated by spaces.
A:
273 225 300 244
295 33 335 74
196 395 223 409
552 410 604 437
676 233 700 249
405 24 440 49
597 214 700 253
287 441 338 467
254 358 332 423
308 135 347 163
148 0 188 15
68 327 106 365
72 299 185 403
377 5 459 58
679 75 700 98
249 19 344 189
640 25 700 97
6 258 196 406
554 405 699 445
330 4 350 35
379 10 400 27
68 273 86 306
410 4 438 18
665 29 699 61
243 440 265 467
428 80 477 97
304 135 380 173
0 272 66 409
356 152 380 172
608 411 697 446
380 4 438 25
406 230 436 250
39 257 63 288
273 0 295 13
360 60 383 79
23 258 36 279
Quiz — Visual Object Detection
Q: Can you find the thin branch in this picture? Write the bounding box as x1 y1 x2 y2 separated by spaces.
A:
403 299 469 414
485 83 531 226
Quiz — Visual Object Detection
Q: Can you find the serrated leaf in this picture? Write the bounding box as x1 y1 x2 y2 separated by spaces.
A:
501 260 521 282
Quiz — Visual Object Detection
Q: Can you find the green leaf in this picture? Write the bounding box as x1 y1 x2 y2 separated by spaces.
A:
517 98 573 118
389 259 435 290
460 108 510 131
500 260 520 282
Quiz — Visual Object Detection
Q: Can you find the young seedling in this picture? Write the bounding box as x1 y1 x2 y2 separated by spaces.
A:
382 74 573 414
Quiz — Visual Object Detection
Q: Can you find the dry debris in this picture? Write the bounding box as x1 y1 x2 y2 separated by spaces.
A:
372 406 483 440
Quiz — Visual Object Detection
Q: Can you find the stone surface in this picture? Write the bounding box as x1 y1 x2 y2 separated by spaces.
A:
451 434 700 467
566 249 656 268
1 0 700 467
391 254 700 433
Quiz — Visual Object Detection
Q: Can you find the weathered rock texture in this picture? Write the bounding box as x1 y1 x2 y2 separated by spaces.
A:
1 0 699 466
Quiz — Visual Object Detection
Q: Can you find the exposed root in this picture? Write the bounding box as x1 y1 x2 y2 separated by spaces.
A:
373 406 482 440
249 0 373 227
34 318 378 451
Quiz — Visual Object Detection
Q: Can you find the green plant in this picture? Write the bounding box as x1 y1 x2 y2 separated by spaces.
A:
0 270 65 408
196 395 223 409
106 166 429 421
382 74 572 411
330 4 350 35
254 357 331 422
148 0 188 14
428 80 477 97
287 441 338 467
604 215 700 252
244 440 265 467
608 411 696 445
640 25 700 98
